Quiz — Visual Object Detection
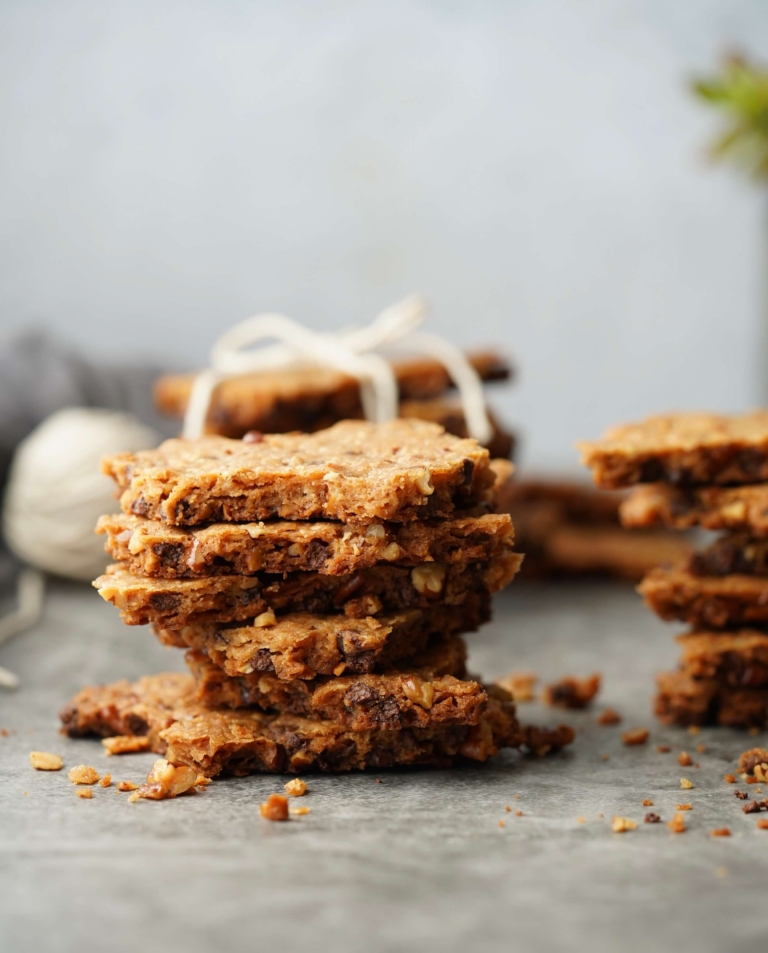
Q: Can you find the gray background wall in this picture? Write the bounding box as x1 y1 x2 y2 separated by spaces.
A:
1 0 767 469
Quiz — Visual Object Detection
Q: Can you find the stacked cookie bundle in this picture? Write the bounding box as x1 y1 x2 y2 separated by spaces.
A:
154 350 516 460
580 412 768 730
62 419 555 776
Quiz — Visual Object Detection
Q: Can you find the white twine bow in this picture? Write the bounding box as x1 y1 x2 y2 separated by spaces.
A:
183 294 494 444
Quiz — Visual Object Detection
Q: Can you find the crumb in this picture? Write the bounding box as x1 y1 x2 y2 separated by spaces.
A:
117 780 138 792
688 725 700 735
724 774 736 784
29 751 63 771
68 765 100 785
749 727 760 736
128 792 141 803
602 754 610 761
76 787 93 799
716 866 728 877
259 793 289 821
710 828 731 837
542 673 601 709
577 817 585 823
498 820 505 828
195 774 212 787
680 778 693 790
597 708 622 726
694 763 700 769
645 813 661 823
757 819 768 830
496 671 538 703
611 816 637 833
696 744 706 754
643 799 654 807
599 813 604 818
515 794 521 799
132 759 198 800
734 790 748 800
291 806 311 816
515 810 523 816
738 748 768 775
622 728 649 746
375 778 383 784
0 729 8 737
667 812 686 833
677 752 692 767
98 774 112 788
102 735 151 756
657 745 671 753
745 775 758 785
284 778 307 797
676 803 692 811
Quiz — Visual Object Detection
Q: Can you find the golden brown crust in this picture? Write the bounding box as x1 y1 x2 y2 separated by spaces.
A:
620 483 768 536
104 421 495 526
675 630 768 687
655 670 768 729
59 672 523 774
94 554 521 628
638 566 768 628
157 600 489 680
185 637 489 731
580 412 768 488
97 512 515 579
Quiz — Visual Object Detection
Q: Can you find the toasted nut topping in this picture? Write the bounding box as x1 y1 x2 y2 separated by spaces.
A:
287 543 302 556
68 765 101 785
411 563 446 595
102 735 151 756
414 469 434 496
284 778 307 797
611 816 637 833
380 542 402 561
29 751 63 771
401 675 435 710
253 609 277 628
260 793 289 821
622 728 649 746
133 759 198 800
76 787 93 799
365 523 386 538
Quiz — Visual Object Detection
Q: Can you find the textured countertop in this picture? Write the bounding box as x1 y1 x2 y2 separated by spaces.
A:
1 578 766 953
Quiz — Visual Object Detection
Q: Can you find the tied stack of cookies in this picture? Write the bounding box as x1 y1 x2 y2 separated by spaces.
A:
62 419 571 776
580 412 768 730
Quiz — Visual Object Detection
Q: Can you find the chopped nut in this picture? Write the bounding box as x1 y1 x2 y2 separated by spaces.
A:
495 671 537 703
597 708 622 726
133 759 198 800
657 745 671 753
291 806 311 816
542 673 601 710
379 542 402 561
259 793 289 821
611 816 637 833
677 751 692 767
253 609 277 628
710 828 731 837
645 813 661 824
667 812 687 833
99 774 112 788
117 780 138 792
102 735 151 756
365 523 385 538
622 728 649 746
676 803 692 811
68 765 100 785
29 751 63 771
642 798 654 807
724 774 736 784
76 787 93 799
414 469 434 496
284 778 307 797
602 754 610 761
680 778 693 790
401 675 434 709
411 563 446 596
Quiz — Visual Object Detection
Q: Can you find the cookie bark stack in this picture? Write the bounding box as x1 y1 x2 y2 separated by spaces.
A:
580 412 768 730
62 419 540 776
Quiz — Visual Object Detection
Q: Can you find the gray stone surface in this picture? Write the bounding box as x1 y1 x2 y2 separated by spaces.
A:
0 579 766 953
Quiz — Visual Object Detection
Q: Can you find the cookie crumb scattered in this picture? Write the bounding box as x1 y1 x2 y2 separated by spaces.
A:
676 803 692 811
291 806 311 816
68 765 100 785
133 759 198 800
76 787 93 799
284 778 307 797
117 780 138 792
505 805 512 812
642 798 654 807
667 812 686 833
657 745 671 753
611 816 637 833
496 671 538 703
498 820 505 828
260 793 289 821
738 748 768 776
710 828 731 837
680 778 693 790
677 751 692 767
716 866 728 877
622 728 649 746
542 673 601 709
695 744 706 754
577 817 585 823
724 774 736 784
102 735 151 756
515 810 523 817
645 813 661 824
29 751 63 771
602 754 610 761
757 818 768 830
98 774 112 788
597 708 622 726
688 725 700 735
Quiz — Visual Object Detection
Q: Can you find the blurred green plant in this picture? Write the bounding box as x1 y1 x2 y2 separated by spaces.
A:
694 54 768 180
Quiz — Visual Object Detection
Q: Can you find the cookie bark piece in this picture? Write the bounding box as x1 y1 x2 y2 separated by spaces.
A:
579 412 768 488
675 630 768 688
59 673 523 775
94 554 520 628
185 638 489 731
104 420 495 526
154 350 512 438
620 483 768 536
639 566 768 628
97 512 515 579
156 599 490 680
687 535 768 577
398 399 515 460
655 671 768 729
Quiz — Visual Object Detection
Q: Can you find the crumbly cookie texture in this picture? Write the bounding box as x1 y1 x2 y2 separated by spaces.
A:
675 630 768 688
687 534 768 577
94 554 521 628
103 420 496 526
59 672 524 775
153 351 511 438
579 412 768 488
639 566 768 629
156 599 490 681
97 512 514 579
655 670 768 729
620 483 768 536
185 636 488 732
